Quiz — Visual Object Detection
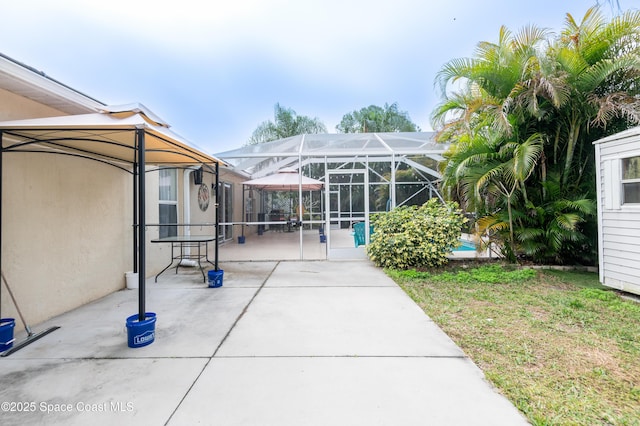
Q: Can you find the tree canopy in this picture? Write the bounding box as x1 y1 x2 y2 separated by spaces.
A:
336 102 420 133
247 103 327 145
248 101 421 145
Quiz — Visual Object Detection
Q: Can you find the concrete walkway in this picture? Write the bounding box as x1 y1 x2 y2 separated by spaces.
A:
0 260 528 425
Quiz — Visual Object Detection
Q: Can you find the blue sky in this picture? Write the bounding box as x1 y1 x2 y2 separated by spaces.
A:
1 0 627 153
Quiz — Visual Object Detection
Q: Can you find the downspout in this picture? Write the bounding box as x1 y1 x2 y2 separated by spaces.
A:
181 166 198 266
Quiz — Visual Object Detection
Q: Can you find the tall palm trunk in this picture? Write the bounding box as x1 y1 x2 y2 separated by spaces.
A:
540 151 548 201
497 181 516 254
506 195 514 247
562 115 580 187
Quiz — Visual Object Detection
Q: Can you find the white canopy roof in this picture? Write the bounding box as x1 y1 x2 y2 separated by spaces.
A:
0 105 224 168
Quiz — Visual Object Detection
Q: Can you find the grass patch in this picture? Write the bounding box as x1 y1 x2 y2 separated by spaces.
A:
388 263 640 426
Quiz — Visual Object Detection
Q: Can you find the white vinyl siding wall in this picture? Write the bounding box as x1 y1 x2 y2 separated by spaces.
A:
595 134 640 295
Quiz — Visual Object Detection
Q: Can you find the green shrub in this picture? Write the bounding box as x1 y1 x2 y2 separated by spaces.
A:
366 199 467 269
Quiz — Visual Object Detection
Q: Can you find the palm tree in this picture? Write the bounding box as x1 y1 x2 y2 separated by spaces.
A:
516 195 596 264
432 6 640 264
433 25 550 140
443 131 543 260
248 103 326 145
550 7 640 187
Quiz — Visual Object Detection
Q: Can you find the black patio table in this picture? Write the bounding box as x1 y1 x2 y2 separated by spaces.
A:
151 235 216 282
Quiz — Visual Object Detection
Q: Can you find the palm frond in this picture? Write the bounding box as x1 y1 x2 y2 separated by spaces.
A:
435 58 479 96
512 24 550 55
513 133 544 180
554 212 584 231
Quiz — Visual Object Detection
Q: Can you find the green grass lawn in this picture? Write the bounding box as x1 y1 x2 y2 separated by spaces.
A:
387 263 640 426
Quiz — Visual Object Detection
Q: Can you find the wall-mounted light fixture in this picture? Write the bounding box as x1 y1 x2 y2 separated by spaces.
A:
193 166 203 185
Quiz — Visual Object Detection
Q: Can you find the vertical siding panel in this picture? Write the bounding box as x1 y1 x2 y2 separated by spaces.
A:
595 131 640 295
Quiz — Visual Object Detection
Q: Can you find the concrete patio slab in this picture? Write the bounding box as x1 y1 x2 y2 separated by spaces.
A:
169 356 526 426
0 358 207 426
266 259 396 287
0 259 527 425
5 286 259 359
4 262 276 359
219 230 328 261
152 261 277 289
217 286 464 357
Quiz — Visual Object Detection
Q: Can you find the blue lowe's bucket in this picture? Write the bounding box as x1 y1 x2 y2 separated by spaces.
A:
126 312 156 348
208 269 224 288
0 318 15 352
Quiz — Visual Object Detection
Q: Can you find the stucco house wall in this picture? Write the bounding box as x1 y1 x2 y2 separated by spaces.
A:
3 153 133 323
594 128 640 296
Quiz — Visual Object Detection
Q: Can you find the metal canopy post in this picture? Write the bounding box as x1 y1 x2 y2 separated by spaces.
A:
241 184 246 239
365 156 370 245
136 128 146 322
133 135 138 274
298 151 304 259
0 131 3 320
390 153 396 210
214 161 220 270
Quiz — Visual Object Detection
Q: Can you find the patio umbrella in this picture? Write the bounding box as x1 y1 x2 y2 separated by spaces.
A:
242 169 323 233
242 169 323 191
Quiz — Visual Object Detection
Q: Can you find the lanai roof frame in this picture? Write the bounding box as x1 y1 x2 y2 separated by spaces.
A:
217 132 447 181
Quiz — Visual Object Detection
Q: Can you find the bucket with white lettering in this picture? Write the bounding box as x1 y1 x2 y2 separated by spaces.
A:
126 312 156 348
0 318 15 352
208 269 224 288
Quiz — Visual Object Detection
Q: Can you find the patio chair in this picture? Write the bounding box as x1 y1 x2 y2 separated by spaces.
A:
352 222 374 247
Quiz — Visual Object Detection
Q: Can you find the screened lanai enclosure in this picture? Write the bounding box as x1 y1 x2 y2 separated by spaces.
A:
216 132 448 260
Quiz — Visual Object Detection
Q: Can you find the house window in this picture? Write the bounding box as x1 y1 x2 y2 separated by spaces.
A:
622 156 640 204
159 168 178 237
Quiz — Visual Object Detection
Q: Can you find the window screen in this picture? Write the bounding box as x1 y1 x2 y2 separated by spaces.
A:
159 169 178 237
622 156 640 204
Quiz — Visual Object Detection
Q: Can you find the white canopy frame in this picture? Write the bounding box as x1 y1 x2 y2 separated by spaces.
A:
0 106 226 324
